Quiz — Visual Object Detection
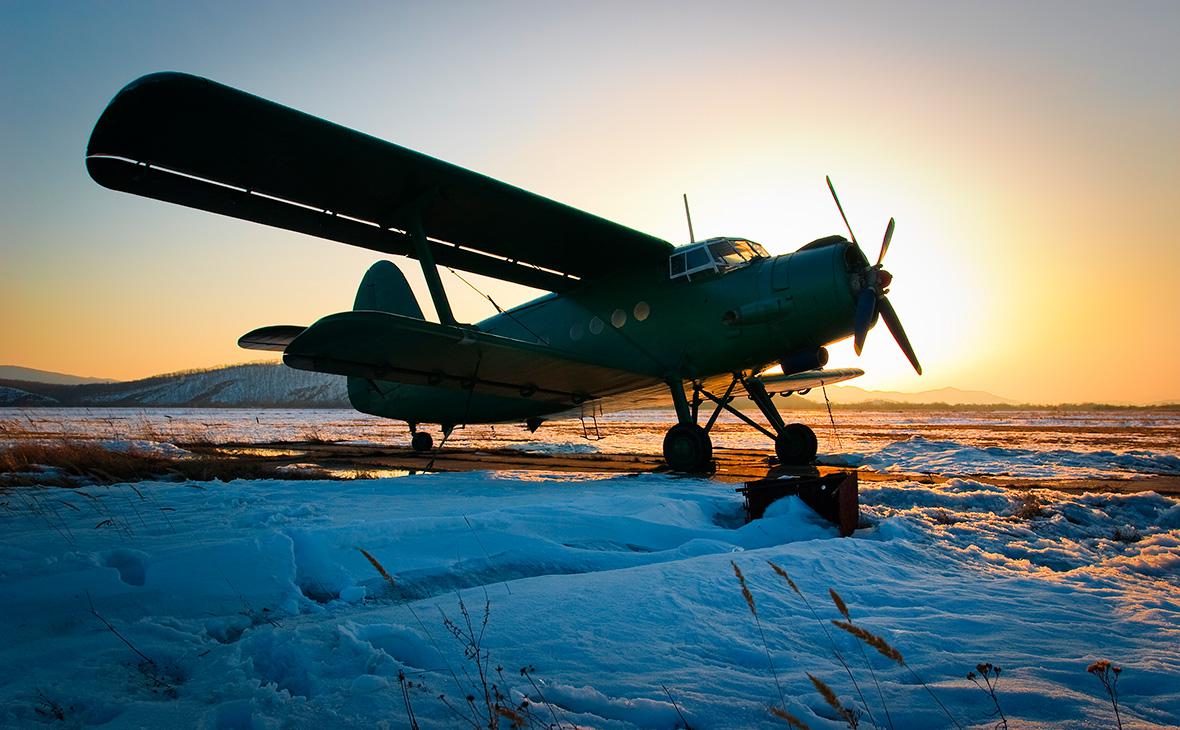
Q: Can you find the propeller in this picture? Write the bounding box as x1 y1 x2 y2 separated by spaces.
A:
825 176 922 375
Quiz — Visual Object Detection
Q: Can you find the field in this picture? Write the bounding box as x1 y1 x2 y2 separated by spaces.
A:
1 407 1177 728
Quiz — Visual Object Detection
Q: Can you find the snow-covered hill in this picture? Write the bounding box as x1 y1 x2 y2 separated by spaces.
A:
0 363 348 408
0 385 57 406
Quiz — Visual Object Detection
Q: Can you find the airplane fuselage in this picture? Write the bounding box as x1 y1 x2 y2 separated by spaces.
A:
349 238 863 426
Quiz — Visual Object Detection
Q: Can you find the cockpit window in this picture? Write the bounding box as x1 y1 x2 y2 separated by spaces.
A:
669 237 769 281
686 247 710 270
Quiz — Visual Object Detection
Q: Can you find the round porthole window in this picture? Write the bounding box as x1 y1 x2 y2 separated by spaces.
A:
569 322 584 341
633 301 650 321
588 317 604 335
611 309 627 328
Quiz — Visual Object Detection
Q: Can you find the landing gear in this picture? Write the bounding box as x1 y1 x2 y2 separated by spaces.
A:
663 424 713 473
411 431 433 452
662 371 820 472
775 423 818 466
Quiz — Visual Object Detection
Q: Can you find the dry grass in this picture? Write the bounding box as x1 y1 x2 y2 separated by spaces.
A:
1011 491 1046 520
967 663 1008 730
831 621 904 665
1087 659 1124 729
808 672 861 728
358 548 396 587
0 440 331 490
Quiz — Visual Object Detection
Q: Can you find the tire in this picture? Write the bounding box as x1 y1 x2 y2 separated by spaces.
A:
663 424 713 473
775 423 817 465
411 431 434 452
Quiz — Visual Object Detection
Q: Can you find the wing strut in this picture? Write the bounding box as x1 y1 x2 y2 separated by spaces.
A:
408 212 457 327
397 190 457 327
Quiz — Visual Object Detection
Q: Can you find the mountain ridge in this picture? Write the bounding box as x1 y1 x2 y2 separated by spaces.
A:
0 365 118 385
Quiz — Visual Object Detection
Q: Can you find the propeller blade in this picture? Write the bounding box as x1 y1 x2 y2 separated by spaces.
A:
877 217 895 266
878 296 922 375
853 288 876 355
826 175 858 246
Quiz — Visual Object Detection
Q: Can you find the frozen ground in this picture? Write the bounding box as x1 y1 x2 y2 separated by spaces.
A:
3 407 1179 479
1 409 1178 728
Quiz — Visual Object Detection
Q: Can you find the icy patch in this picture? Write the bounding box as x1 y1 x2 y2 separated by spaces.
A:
825 436 1180 478
95 439 190 458
505 441 601 455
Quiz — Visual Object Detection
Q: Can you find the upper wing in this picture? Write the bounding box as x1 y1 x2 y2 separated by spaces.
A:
753 367 864 393
280 311 662 405
86 73 673 292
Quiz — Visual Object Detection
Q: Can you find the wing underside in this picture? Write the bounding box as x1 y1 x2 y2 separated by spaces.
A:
753 367 864 393
86 73 673 292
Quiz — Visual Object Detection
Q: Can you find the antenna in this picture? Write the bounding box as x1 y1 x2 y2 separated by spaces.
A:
682 193 696 243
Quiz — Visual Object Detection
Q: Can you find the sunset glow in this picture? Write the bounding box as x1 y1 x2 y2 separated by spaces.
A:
2 2 1177 403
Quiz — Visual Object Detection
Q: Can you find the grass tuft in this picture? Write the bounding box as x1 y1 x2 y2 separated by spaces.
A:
831 620 904 665
358 548 396 586
732 561 758 617
767 560 803 597
770 706 813 729
808 672 860 728
829 589 852 622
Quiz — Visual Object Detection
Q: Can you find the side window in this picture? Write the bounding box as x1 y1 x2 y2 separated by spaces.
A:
686 247 710 270
669 253 686 277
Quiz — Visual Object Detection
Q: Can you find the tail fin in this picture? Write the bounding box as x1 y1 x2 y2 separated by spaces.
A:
354 260 423 318
348 261 421 414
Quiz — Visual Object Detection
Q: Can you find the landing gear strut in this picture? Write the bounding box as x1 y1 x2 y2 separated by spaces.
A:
661 372 818 472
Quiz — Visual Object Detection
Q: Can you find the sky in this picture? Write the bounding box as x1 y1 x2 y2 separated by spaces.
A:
1 1 1178 404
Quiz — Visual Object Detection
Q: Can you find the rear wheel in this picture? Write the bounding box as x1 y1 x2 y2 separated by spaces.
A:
663 424 713 473
775 423 817 465
411 431 434 452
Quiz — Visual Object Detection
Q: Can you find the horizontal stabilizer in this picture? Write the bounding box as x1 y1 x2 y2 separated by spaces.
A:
283 311 661 405
754 367 864 393
238 325 308 352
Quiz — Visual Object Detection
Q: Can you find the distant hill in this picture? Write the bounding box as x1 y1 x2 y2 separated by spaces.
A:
0 385 58 406
801 385 1016 406
0 365 117 385
1 363 1166 410
0 362 349 408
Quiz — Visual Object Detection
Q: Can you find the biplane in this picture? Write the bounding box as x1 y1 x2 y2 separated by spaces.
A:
86 72 921 472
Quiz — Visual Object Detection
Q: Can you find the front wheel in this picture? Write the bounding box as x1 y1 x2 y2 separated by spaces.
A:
411 431 434 452
663 424 713 473
775 423 817 466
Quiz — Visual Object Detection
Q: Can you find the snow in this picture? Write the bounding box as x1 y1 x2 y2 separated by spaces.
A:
2 468 1178 729
2 407 1178 727
824 437 1180 479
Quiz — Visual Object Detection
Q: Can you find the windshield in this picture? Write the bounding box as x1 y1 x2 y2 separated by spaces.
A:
708 239 768 269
